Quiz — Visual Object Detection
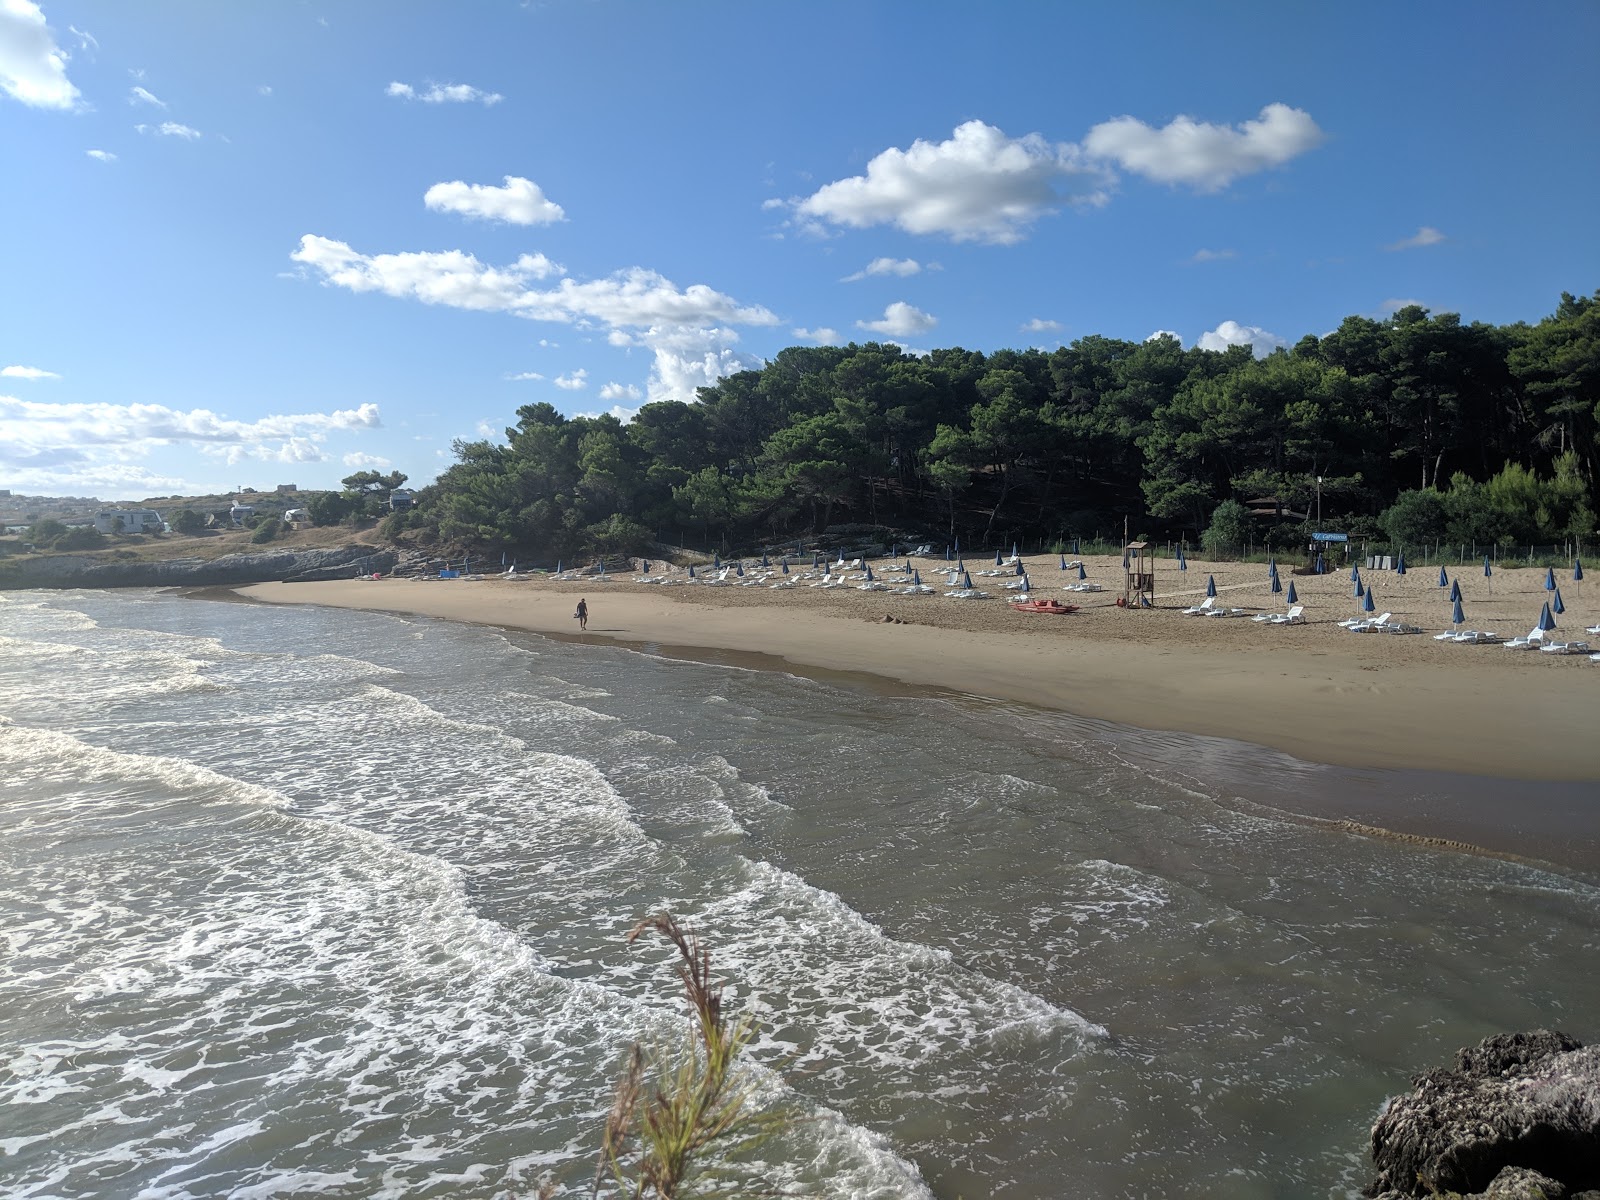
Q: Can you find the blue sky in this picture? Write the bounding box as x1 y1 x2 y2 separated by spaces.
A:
3 1 1597 500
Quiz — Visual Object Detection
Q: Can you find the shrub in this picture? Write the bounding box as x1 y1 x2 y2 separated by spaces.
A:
1380 489 1448 547
1201 499 1251 558
251 518 284 544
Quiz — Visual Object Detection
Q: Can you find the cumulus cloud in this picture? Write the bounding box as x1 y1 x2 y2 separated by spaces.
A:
291 236 777 331
1386 226 1445 251
1083 103 1324 191
1195 320 1285 357
553 368 588 390
792 326 841 345
86 148 115 161
0 395 383 491
136 120 200 139
1378 297 1426 315
1145 329 1182 343
386 80 502 106
857 301 936 338
607 325 763 405
575 404 640 424
1189 247 1236 263
2 364 60 379
841 256 925 282
599 381 642 401
424 175 566 226
0 0 80 109
128 84 165 107
506 370 545 381
342 452 392 468
1021 318 1062 333
795 120 1112 244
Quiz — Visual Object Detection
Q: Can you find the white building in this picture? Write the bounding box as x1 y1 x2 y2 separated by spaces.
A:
93 509 165 534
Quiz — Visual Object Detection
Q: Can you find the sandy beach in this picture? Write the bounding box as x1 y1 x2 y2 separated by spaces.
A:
234 550 1599 787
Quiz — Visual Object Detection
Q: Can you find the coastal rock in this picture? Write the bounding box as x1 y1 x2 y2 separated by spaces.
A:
0 546 395 590
1366 1031 1600 1198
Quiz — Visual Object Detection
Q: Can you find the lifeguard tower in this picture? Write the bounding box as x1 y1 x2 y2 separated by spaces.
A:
1123 542 1155 608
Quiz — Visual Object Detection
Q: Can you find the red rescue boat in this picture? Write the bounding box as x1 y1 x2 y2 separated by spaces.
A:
1009 598 1079 615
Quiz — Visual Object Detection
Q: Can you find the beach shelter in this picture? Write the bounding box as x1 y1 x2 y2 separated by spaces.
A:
1449 578 1462 602
1544 567 1557 591
1286 581 1299 604
1552 587 1565 615
1538 602 1557 633
1205 574 1217 598
1452 597 1465 630
1437 565 1449 588
1363 587 1376 613
1076 562 1087 580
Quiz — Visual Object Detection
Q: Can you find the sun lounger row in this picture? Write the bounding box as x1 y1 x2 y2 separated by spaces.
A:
1250 605 1305 625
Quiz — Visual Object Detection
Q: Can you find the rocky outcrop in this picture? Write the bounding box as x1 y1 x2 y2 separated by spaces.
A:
1366 1031 1600 1199
0 546 396 590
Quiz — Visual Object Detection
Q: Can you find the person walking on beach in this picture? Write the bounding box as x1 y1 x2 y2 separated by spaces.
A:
575 597 588 631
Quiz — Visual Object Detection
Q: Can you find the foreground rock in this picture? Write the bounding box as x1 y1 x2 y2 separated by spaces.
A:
0 546 396 589
1366 1030 1600 1198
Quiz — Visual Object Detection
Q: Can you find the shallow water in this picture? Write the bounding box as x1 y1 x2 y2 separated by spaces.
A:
2 588 1596 1198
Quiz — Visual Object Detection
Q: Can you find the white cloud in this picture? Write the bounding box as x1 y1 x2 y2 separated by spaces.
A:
796 120 1111 244
1195 320 1285 357
1190 247 1236 263
575 404 640 424
386 80 503 106
0 396 383 492
0 0 79 109
599 381 642 401
424 175 566 226
506 371 545 381
1145 329 1182 343
85 148 115 162
1083 103 1324 191
128 84 165 107
1386 226 1445 251
136 121 200 139
258 84 272 96
608 325 763 404
857 301 936 338
2 364 60 379
342 452 392 468
841 256 924 282
553 368 588 390
1378 297 1426 315
792 326 841 345
291 236 777 331
1021 317 1062 333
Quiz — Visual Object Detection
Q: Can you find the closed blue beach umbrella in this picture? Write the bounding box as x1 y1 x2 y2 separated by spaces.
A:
1355 579 1365 598
781 560 789 574
1178 547 1188 572
1076 562 1087 580
501 551 507 567
1538 602 1557 632
1452 597 1465 628
954 537 961 555
813 552 821 568
735 563 744 576
1205 574 1217 598
1544 566 1556 591
865 564 874 581
1552 587 1565 615
1483 556 1492 577
762 553 770 567
945 544 953 561
1019 573 1030 593
1575 559 1585 581
1271 573 1283 595
1363 587 1376 613
1350 563 1361 581
1395 553 1406 575
1122 548 1130 568
963 570 974 589
714 553 721 568
1437 565 1449 588
641 559 649 573
995 549 1004 566
687 564 696 578
1060 554 1069 570
1015 561 1025 575
1012 541 1020 559
1449 578 1462 602
1286 581 1298 604
913 569 922 585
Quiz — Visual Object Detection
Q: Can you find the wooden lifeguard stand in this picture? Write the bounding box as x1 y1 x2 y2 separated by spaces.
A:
1123 542 1155 608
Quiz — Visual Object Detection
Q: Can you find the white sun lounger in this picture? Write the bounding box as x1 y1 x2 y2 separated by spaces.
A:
1269 605 1306 625
1182 597 1217 615
1539 639 1592 655
1503 628 1546 650
1347 612 1393 632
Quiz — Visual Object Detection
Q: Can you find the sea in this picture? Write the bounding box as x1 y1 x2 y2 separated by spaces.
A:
2 587 1597 1200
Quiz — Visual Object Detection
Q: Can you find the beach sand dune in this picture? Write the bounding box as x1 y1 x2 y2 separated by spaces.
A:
237 550 1598 785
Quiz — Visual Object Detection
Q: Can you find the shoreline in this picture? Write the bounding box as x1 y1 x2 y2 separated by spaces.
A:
211 557 1600 871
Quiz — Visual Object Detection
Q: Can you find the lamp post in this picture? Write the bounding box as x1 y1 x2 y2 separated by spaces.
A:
1315 475 1322 529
